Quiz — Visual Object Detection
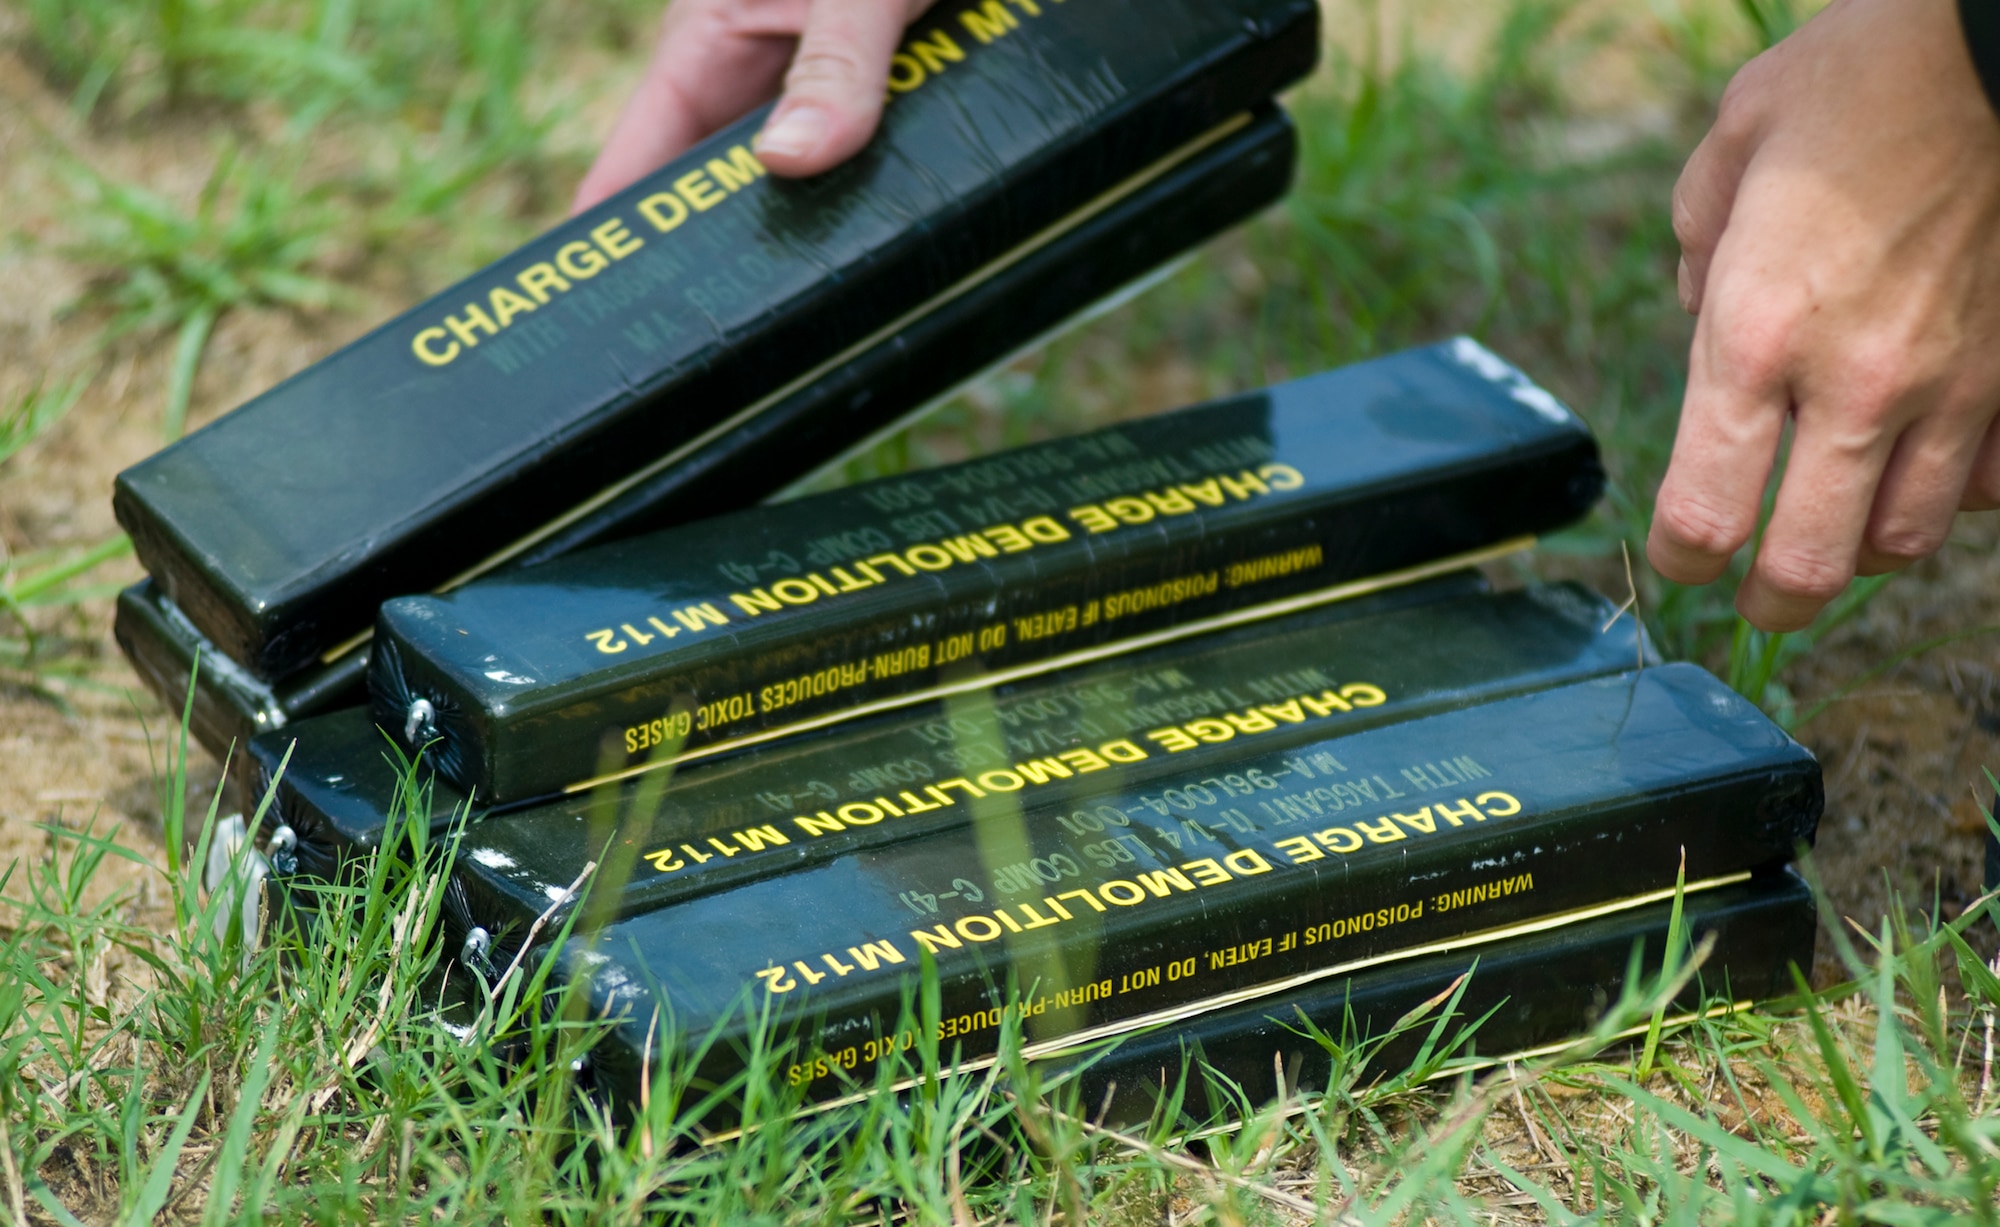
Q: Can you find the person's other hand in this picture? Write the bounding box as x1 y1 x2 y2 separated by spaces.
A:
574 0 934 213
1650 0 2000 631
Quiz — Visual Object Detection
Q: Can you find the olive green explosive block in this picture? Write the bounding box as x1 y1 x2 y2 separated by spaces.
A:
115 0 1320 682
371 341 1605 804
110 106 1301 763
548 665 1818 1113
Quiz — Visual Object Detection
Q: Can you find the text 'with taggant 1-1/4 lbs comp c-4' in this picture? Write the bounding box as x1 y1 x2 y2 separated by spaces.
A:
248 575 1648 902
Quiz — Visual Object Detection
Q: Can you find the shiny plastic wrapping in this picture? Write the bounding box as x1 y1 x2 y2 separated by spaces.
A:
115 580 368 758
113 0 1321 682
250 577 1656 913
446 582 1654 944
371 341 1606 804
108 107 1301 761
1059 870 1816 1128
548 664 1818 1113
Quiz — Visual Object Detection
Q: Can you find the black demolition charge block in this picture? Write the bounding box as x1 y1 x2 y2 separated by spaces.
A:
533 664 1817 1118
114 0 1321 684
439 581 1651 951
246 575 1654 921
370 341 1606 805
1057 869 1816 1128
113 105 1305 762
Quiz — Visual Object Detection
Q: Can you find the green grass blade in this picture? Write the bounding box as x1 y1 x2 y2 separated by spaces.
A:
1638 853 1690 1076
0 376 88 468
202 1016 280 1227
122 1072 211 1227
3 535 132 605
1788 964 1876 1153
30 1183 90 1227
164 304 218 441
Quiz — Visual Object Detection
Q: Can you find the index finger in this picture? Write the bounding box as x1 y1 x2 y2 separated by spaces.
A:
1647 304 1792 587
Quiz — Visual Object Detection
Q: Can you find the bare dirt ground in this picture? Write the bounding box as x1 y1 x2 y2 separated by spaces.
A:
0 39 430 935
1784 523 2000 969
2 5 1995 1002
0 8 641 936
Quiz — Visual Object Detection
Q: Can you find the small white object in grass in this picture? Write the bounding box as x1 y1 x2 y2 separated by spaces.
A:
462 927 493 972
203 813 269 960
203 813 248 895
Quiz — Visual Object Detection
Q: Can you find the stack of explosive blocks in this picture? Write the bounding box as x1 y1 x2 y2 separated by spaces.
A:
110 0 1821 1136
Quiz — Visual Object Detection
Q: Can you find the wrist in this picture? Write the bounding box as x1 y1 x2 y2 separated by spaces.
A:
1962 0 2000 117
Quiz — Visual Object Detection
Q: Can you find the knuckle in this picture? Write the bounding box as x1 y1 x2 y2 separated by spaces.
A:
1715 57 1770 132
1708 310 1796 394
1865 524 1947 562
1654 494 1753 559
786 44 872 90
1757 552 1851 603
1838 344 1927 421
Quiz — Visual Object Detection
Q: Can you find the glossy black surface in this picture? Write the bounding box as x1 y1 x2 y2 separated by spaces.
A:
253 573 1497 880
516 107 1303 564
561 665 1819 1107
115 580 369 764
375 341 1605 803
450 582 1650 939
109 108 1298 760
1059 869 1815 1127
258 571 1584 876
115 0 1321 679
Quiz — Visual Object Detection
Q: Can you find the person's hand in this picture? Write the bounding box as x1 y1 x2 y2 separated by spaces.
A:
1650 0 2000 631
573 0 933 213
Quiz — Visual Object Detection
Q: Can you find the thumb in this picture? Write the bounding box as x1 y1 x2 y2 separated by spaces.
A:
754 0 929 176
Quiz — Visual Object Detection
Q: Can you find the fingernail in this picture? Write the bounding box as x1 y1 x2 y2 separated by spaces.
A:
755 106 827 160
1676 258 1695 314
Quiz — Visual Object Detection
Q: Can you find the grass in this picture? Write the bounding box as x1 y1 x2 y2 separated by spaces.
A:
32 0 629 441
5 726 2000 1223
0 378 133 700
9 0 2000 1219
0 378 87 470
59 145 346 441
